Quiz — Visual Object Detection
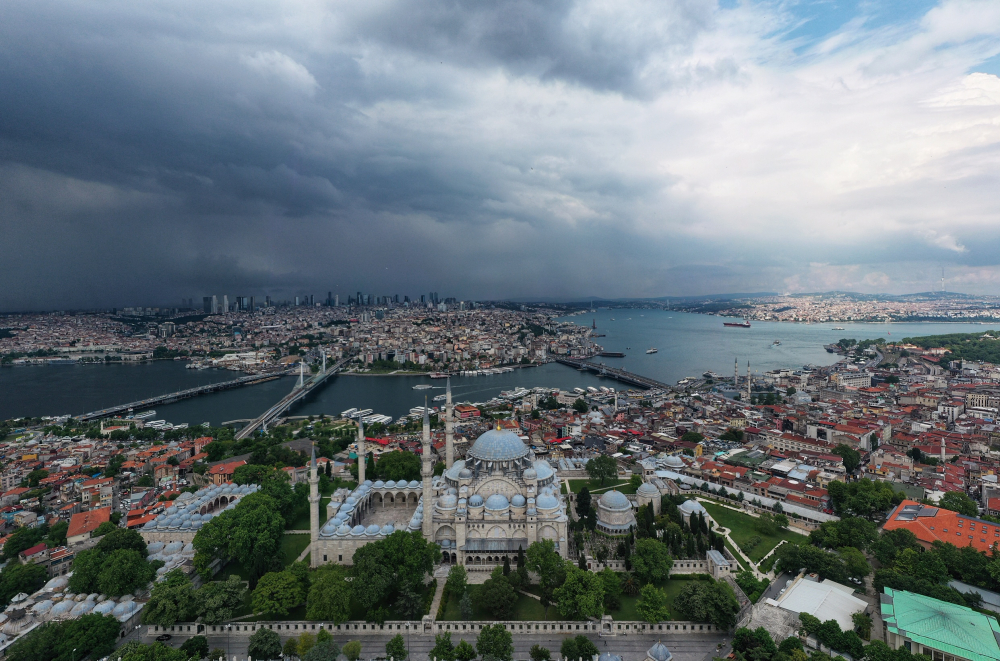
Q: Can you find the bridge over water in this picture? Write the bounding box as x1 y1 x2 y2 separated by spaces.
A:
555 358 674 390
234 355 352 440
77 372 289 421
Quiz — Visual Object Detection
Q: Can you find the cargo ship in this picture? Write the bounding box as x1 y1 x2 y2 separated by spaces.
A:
723 318 751 328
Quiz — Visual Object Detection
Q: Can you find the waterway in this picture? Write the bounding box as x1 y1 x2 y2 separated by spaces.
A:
2 311 997 424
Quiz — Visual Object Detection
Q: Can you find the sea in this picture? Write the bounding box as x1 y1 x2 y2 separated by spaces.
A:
2 310 995 425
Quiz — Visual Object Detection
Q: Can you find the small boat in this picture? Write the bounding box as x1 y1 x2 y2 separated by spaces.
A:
832 327 845 330
772 340 781 346
646 348 658 354
412 384 433 390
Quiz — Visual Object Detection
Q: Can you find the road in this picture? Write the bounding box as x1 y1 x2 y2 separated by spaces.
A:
143 630 730 661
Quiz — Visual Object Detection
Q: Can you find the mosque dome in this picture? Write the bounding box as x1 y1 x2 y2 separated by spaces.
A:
536 494 559 511
351 525 366 535
469 429 529 462
523 468 537 480
374 480 385 488
637 483 660 498
408 480 420 488
678 500 706 517
664 455 685 468
337 524 351 536
366 525 381 536
380 524 395 535
484 494 510 511
468 494 484 507
511 495 526 507
385 480 397 488
533 460 555 480
438 495 458 510
599 490 632 511
647 642 673 661
459 469 473 479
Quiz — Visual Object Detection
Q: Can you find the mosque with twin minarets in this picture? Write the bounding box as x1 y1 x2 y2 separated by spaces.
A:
307 379 573 568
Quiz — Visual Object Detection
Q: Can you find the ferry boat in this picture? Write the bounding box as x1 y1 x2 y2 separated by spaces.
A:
832 327 846 331
646 348 658 354
429 372 449 379
410 406 434 416
573 388 585 395
432 394 447 402
587 387 598 394
412 384 433 390
723 318 751 328
703 371 722 379
134 411 156 420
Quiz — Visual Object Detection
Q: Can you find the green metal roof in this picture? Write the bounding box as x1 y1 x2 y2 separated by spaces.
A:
881 588 1000 661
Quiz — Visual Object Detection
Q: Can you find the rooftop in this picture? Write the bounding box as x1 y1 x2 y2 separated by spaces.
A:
882 587 1000 661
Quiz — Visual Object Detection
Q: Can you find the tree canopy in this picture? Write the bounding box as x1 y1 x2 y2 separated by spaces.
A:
585 455 617 486
351 530 437 620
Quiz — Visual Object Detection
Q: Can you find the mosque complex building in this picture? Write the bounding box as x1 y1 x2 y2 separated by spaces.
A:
308 379 593 568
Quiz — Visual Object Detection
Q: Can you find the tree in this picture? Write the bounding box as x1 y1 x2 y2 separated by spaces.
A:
373 451 422 482
560 636 598 661
825 479 896 521
284 638 300 659
247 628 282 661
459 591 474 620
252 570 304 616
853 612 872 640
199 575 247 625
142 570 199 626
631 538 673 584
342 642 362 661
554 565 605 619
810 518 878 552
304 641 340 661
446 564 468 599
386 635 407 661
476 624 513 661
181 636 209 660
939 491 978 516
480 567 517 619
429 633 456 661
351 531 437 619
672 580 740 629
681 431 705 443
636 584 669 623
92 521 118 537
573 398 589 414
0 560 48 609
306 565 351 623
598 568 622 610
839 547 872 581
527 539 567 608
576 487 591 520
112 641 188 661
529 646 551 661
454 641 477 661
833 444 861 474
7 614 121 661
585 455 617 486
211 649 227 661
193 492 285 584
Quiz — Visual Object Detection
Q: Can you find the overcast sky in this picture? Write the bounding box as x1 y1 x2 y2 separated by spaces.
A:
1 0 999 310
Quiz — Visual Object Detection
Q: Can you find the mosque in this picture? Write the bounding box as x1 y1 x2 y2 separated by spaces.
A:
309 379 576 568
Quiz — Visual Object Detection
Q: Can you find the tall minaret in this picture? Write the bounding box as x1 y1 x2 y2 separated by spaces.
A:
746 361 751 401
309 444 320 567
357 417 366 485
734 357 739 389
421 400 433 538
445 377 455 469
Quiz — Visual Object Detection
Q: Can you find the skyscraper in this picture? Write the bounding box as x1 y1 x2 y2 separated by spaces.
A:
211 295 218 314
202 297 213 314
222 295 229 313
334 294 339 307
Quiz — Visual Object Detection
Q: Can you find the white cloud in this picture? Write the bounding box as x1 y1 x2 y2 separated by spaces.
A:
241 50 318 96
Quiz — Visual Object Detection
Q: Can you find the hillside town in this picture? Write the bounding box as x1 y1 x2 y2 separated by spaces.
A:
5 336 1000 661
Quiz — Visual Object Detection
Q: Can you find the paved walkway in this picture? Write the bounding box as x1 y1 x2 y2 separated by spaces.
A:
695 498 765 580
428 579 447 620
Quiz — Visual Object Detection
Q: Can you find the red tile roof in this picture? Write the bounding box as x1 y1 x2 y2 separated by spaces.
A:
883 499 1000 553
67 506 111 539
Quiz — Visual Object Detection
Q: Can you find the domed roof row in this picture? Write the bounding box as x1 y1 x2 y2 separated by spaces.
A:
371 480 421 489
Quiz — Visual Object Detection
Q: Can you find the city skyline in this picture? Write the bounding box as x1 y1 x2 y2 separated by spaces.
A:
1 0 998 310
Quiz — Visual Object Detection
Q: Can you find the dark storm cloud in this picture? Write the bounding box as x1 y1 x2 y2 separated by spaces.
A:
0 0 998 310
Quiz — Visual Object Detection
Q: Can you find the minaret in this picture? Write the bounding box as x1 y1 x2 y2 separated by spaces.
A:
309 444 320 567
940 436 946 463
297 361 305 388
734 357 739 389
357 417 366 485
421 400 433 538
746 361 751 401
445 377 455 469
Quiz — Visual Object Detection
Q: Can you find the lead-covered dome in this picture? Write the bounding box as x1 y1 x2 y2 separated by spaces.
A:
636 482 659 498
469 429 529 461
485 494 510 511
599 490 631 511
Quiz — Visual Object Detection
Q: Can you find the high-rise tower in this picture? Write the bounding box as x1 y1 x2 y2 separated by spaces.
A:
421 400 433 537
309 445 320 567
445 377 455 469
746 361 751 401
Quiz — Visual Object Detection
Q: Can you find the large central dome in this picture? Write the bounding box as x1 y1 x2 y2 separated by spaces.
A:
469 429 530 461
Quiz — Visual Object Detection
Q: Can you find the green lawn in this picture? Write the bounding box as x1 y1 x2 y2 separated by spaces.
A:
701 502 806 563
440 590 563 621
567 479 637 495
280 534 311 565
611 578 692 621
722 537 751 572
286 497 331 530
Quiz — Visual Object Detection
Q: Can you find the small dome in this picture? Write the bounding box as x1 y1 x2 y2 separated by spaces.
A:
599 490 632 511
664 455 685 468
385 480 397 488
469 494 484 507
637 483 660 498
438 495 458 510
536 494 559 510
337 524 351 536
678 500 706 516
485 494 510 511
147 542 165 554
459 469 472 479
366 524 381 536
374 480 385 488
533 460 555 479
363 480 373 487
380 523 395 535
647 642 673 661
511 495 526 507
93 601 115 616
351 525 366 535
523 468 537 480
50 601 74 617
407 480 420 488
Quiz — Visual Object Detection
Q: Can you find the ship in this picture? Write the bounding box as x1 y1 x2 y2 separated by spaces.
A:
703 371 722 379
772 340 781 346
646 348 658 354
412 384 433 390
723 318 751 328
832 327 845 331
429 372 450 379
